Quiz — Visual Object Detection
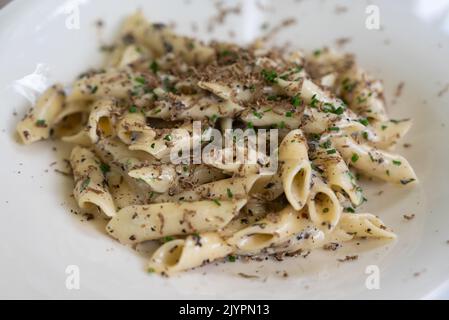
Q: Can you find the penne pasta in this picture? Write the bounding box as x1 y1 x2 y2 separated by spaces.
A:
106 199 247 244
16 12 416 275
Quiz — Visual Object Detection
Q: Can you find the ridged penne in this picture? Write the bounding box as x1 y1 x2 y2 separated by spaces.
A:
70 146 116 217
17 12 417 276
106 199 246 244
310 140 363 206
227 205 312 255
331 135 417 184
153 174 261 202
338 213 396 238
278 129 312 210
307 172 342 231
147 232 233 275
17 84 65 144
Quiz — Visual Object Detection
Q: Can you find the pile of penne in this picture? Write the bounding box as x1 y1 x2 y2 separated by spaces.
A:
17 12 417 275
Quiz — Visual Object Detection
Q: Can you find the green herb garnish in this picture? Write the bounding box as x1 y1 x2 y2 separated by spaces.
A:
80 178 90 192
149 61 159 73
90 85 98 94
362 131 369 140
291 95 301 107
357 118 369 126
162 236 174 243
100 163 110 174
35 119 47 127
321 140 332 149
253 111 263 119
134 76 146 85
310 94 319 108
261 69 278 83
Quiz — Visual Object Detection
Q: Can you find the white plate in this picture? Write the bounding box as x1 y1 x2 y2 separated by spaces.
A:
1 0 449 299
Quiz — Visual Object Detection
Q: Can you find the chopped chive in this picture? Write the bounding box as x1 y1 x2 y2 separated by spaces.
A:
310 94 319 108
392 160 402 166
356 95 367 104
226 188 233 198
253 111 263 119
329 126 340 131
341 78 356 92
285 111 293 118
80 178 90 192
149 61 159 73
351 153 359 163
344 207 355 213
212 199 221 206
100 163 110 174
323 102 345 115
134 76 146 85
90 85 98 94
163 134 172 141
220 49 231 57
309 133 321 141
321 140 332 149
291 95 301 107
162 236 174 243
261 69 278 83
228 255 236 262
147 267 156 273
327 149 337 154
35 119 47 127
294 65 303 73
129 105 138 113
362 131 369 140
357 118 369 126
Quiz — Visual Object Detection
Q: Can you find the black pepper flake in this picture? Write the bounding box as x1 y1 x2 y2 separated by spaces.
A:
338 255 358 262
163 41 173 53
152 23 166 30
122 33 135 44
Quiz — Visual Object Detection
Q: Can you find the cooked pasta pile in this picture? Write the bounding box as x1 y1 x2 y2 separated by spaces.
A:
16 12 417 275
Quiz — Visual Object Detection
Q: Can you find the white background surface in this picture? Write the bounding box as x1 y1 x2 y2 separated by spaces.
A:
0 0 449 299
